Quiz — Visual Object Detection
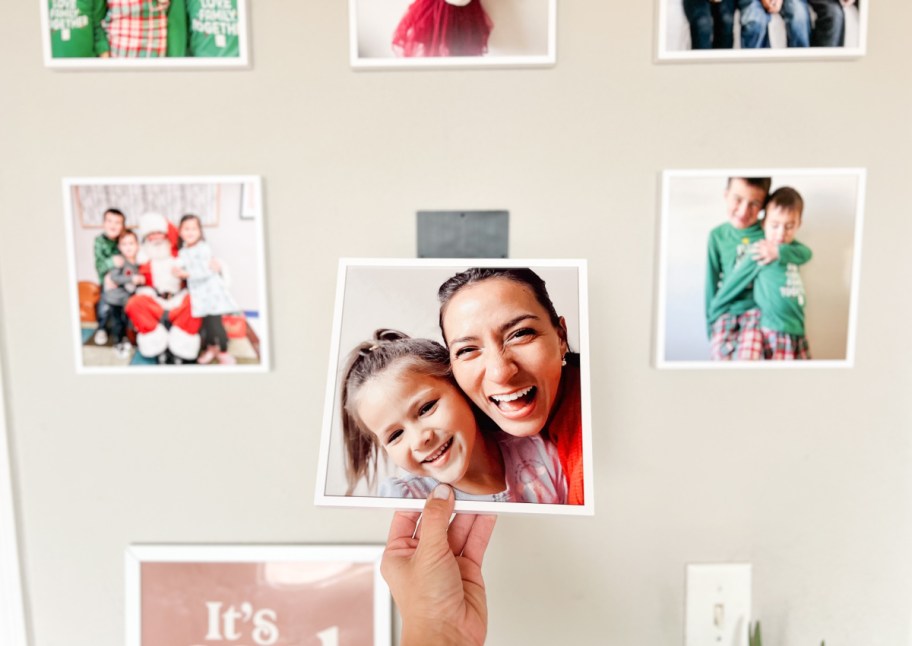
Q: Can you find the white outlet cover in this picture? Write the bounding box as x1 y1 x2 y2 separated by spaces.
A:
685 563 752 646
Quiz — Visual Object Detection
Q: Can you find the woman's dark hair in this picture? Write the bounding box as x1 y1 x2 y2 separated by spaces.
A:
437 268 563 344
340 329 452 495
177 214 204 248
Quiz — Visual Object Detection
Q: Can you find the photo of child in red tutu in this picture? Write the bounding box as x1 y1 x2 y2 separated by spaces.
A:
350 0 555 68
392 0 492 57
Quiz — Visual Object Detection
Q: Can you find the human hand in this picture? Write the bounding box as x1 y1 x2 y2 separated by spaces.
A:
171 266 188 279
382 484 497 646
103 274 116 291
209 258 222 273
751 239 780 266
99 51 110 58
112 255 125 268
133 275 145 285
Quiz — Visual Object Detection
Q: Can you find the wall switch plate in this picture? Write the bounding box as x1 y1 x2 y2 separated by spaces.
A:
685 563 751 646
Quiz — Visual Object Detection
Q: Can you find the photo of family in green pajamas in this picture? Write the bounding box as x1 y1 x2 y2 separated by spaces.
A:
43 0 246 64
658 170 864 366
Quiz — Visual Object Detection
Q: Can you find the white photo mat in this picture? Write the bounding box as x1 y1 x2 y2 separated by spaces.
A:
315 258 594 516
655 168 866 369
62 175 271 375
40 0 251 69
125 544 390 646
656 0 869 62
349 0 557 69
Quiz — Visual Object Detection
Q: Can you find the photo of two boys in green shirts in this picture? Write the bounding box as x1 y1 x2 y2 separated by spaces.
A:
706 178 812 360
48 0 240 59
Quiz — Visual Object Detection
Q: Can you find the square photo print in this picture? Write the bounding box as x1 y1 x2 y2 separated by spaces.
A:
657 0 868 61
349 0 556 69
125 545 390 646
656 169 865 368
63 176 270 373
41 0 250 68
316 259 593 515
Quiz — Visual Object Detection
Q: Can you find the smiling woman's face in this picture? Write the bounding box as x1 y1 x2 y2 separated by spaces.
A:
442 278 567 438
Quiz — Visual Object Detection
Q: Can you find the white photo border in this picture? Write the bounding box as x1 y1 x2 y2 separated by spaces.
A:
62 175 271 375
655 167 866 370
348 0 557 70
40 0 251 70
655 0 869 62
315 258 594 516
124 544 391 646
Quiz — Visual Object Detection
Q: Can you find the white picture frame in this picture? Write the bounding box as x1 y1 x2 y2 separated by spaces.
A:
656 168 866 368
63 175 271 374
40 0 251 69
125 544 390 646
656 0 868 62
349 0 557 69
315 258 594 516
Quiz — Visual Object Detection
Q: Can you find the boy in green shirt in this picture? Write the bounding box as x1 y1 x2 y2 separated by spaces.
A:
48 0 110 58
709 187 812 360
705 177 770 360
93 208 126 345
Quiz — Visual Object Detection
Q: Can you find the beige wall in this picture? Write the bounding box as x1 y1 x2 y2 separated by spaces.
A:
1 3 911 646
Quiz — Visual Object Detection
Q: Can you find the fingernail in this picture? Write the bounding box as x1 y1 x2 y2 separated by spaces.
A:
432 484 451 500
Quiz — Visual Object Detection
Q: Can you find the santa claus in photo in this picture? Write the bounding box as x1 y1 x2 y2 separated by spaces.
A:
124 212 202 363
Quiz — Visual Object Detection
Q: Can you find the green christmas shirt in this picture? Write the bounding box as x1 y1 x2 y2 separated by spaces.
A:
705 222 765 327
167 0 241 57
48 0 110 58
708 240 813 335
94 233 119 283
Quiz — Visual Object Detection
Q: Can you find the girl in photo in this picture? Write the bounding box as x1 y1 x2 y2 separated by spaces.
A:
174 214 239 365
341 329 567 503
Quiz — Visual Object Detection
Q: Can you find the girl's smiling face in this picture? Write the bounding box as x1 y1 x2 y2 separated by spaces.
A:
355 363 478 486
178 217 202 247
442 278 567 438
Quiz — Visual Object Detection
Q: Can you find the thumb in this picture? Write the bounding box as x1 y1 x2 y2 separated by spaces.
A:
415 484 455 555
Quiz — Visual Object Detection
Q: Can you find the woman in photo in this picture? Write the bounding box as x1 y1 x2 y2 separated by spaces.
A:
437 268 584 505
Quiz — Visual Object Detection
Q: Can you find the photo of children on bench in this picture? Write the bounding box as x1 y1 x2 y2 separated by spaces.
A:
64 177 269 373
658 0 867 59
656 169 865 368
42 0 249 68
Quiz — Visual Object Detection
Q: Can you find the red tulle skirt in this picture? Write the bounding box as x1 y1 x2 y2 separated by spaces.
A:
392 0 493 57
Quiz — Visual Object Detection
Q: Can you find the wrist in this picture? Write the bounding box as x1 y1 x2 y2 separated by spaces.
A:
402 618 478 646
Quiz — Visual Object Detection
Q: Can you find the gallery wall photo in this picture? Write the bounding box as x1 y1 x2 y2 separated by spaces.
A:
316 259 593 515
656 169 865 368
350 0 556 68
63 176 270 373
41 0 250 68
125 545 391 646
657 0 868 61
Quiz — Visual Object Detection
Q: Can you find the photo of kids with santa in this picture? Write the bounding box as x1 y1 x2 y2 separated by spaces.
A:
66 177 269 373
